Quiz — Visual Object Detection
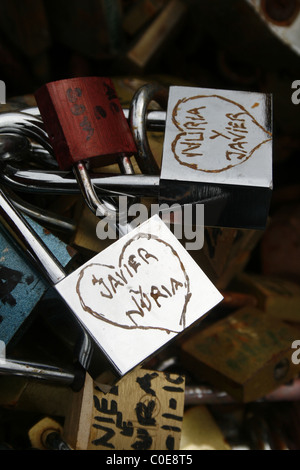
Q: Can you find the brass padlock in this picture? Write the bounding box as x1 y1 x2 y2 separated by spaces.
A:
181 306 300 403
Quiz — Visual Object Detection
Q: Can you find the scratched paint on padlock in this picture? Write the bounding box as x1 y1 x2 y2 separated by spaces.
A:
161 86 272 188
88 368 185 451
0 216 73 345
55 215 223 376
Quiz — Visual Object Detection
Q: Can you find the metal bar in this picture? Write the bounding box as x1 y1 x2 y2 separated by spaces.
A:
44 432 72 450
0 358 75 387
8 188 76 234
184 379 300 405
73 161 135 237
0 186 66 285
20 106 167 132
0 112 52 154
0 164 160 196
128 84 168 174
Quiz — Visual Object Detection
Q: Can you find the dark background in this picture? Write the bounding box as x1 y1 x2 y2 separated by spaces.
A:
0 0 300 451
1 0 300 204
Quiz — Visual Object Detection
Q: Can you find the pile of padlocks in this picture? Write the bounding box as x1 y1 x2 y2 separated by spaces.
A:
0 76 299 451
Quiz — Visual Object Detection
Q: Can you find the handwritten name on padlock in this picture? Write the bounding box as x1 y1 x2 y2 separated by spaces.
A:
76 233 191 333
55 216 223 375
162 86 272 177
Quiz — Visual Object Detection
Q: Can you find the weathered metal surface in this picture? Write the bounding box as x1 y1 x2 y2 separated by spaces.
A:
233 273 300 322
181 307 300 403
247 0 300 55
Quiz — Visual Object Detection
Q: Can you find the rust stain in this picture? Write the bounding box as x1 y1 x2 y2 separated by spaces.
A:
66 245 77 257
260 0 300 27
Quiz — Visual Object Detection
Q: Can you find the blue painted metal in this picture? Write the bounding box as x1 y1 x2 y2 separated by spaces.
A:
0 215 73 346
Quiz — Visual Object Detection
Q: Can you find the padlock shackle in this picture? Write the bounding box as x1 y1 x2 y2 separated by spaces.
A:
129 83 168 175
0 357 75 386
6 186 76 234
0 163 160 197
73 161 135 238
0 104 167 178
73 161 121 220
0 186 66 285
0 357 85 392
0 111 53 155
19 105 167 132
0 99 166 202
0 113 138 235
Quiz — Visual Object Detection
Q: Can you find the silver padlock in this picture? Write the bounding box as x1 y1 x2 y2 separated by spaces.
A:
128 83 273 230
159 85 273 230
128 82 168 175
0 186 223 377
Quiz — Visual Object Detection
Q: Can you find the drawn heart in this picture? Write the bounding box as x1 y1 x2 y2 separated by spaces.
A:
171 94 272 173
76 233 191 333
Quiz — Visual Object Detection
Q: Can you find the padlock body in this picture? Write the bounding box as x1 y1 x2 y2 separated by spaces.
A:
35 77 137 170
160 86 273 229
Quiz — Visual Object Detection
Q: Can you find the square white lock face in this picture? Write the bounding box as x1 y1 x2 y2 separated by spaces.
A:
55 215 223 376
160 86 273 189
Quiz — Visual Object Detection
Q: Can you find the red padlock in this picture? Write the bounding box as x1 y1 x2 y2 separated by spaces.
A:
35 77 137 171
